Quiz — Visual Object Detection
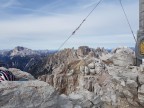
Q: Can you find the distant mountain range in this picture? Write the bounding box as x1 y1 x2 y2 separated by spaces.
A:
0 46 135 78
0 46 57 73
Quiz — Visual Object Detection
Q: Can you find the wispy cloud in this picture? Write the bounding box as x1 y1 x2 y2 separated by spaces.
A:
0 0 20 8
0 0 139 50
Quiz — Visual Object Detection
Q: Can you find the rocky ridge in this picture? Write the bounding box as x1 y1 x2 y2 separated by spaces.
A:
0 46 55 73
37 46 144 107
1 46 144 108
0 67 104 108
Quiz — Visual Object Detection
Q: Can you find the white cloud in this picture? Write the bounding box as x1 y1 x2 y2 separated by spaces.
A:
0 0 138 49
0 0 20 8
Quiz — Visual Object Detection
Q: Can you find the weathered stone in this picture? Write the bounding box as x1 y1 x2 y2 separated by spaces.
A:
74 105 82 108
85 66 90 75
92 96 102 105
127 98 139 107
67 69 74 76
111 47 135 66
69 92 84 101
58 94 73 108
82 100 93 108
88 62 95 69
138 94 144 106
138 85 144 106
123 90 133 99
138 84 144 94
90 69 96 75
138 74 144 85
140 64 144 72
80 66 85 74
95 67 103 74
126 79 138 88
0 81 59 108
120 80 126 86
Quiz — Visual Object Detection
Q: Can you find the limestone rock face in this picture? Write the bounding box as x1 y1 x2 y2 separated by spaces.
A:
111 47 135 66
0 81 59 108
37 47 144 108
138 72 144 85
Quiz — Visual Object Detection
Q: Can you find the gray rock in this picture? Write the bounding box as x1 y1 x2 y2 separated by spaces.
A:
123 89 133 99
111 47 135 66
85 66 90 75
58 94 73 108
90 69 96 75
80 66 85 74
92 96 102 105
82 100 93 108
138 74 144 85
69 92 84 101
140 64 144 72
138 85 144 106
95 67 103 74
74 105 82 108
138 94 144 106
0 81 59 108
67 69 74 77
88 63 95 69
126 79 138 88
138 84 144 94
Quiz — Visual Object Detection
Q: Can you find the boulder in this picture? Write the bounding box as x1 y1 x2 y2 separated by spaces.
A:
88 62 95 69
111 47 135 66
0 81 59 108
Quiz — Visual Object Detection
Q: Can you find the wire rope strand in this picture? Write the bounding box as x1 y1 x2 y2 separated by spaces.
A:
119 0 137 42
57 0 103 51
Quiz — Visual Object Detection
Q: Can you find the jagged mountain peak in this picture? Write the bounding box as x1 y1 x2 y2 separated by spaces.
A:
14 46 29 51
10 46 37 57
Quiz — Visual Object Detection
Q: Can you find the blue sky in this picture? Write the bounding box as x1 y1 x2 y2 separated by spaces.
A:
0 0 139 50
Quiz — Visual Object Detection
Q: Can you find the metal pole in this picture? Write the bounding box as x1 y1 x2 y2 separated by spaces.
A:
136 0 144 66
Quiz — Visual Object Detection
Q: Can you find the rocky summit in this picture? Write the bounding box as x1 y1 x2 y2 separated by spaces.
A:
1 46 144 108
